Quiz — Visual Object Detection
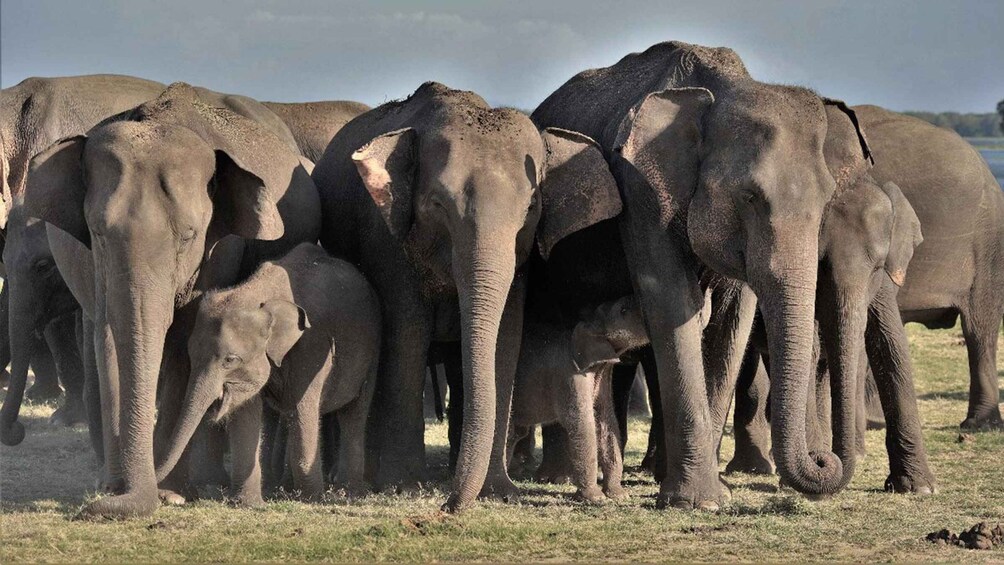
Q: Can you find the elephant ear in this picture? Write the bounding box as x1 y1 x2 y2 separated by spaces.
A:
613 87 713 226
260 299 311 366
537 128 621 260
212 150 284 241
878 181 922 286
23 136 90 248
822 98 873 188
571 322 620 372
352 128 417 240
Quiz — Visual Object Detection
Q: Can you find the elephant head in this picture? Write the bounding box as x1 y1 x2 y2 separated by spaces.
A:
156 296 308 482
0 202 80 445
602 80 872 496
23 82 313 517
336 83 621 511
571 295 650 372
816 177 922 488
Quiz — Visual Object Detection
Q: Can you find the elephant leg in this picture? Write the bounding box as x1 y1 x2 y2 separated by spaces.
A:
227 396 265 506
855 348 869 458
866 278 936 494
509 426 536 477
46 312 86 427
321 412 339 484
443 342 464 472
289 405 324 501
611 361 638 455
27 339 61 401
505 424 531 474
595 367 626 499
958 303 1003 430
0 282 11 387
726 351 774 475
863 365 886 430
639 347 665 482
480 274 526 500
535 424 572 484
372 291 432 490
705 282 757 463
261 404 281 491
562 375 602 503
93 316 122 494
335 362 377 496
81 316 104 464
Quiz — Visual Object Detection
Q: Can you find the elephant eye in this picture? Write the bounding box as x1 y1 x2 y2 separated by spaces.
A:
33 259 55 273
180 228 196 243
223 354 243 367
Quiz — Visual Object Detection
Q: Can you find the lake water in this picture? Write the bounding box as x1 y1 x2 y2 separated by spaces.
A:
969 137 1004 188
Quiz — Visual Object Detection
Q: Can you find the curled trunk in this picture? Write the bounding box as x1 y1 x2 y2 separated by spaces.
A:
443 233 516 512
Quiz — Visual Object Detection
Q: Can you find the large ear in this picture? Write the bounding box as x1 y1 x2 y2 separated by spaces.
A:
878 181 922 286
570 323 620 372
822 98 873 188
23 136 90 247
212 150 284 241
613 87 713 223
536 128 622 260
352 128 417 240
260 299 310 366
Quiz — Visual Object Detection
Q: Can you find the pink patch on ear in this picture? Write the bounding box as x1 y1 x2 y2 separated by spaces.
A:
889 268 907 286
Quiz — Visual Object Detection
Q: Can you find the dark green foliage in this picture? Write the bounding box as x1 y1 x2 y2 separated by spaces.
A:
904 111 1002 137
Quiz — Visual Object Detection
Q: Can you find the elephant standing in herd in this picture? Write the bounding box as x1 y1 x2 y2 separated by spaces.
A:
24 82 321 518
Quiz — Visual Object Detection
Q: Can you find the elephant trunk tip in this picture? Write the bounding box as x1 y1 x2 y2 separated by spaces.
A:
779 449 845 496
1 420 26 446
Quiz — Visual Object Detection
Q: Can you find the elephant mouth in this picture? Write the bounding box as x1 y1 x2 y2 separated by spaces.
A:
206 396 225 424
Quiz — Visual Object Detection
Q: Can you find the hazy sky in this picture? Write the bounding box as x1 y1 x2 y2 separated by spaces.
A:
2 1 1001 112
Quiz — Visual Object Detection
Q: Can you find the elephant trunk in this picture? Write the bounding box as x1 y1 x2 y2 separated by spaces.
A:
444 231 516 512
0 288 40 445
155 375 218 483
753 242 844 496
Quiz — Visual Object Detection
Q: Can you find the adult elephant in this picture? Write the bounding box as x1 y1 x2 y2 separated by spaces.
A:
854 106 1004 430
262 101 371 163
23 82 321 518
532 41 871 507
312 81 620 513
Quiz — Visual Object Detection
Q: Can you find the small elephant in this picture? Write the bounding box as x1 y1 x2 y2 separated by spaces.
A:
508 296 648 502
156 243 380 504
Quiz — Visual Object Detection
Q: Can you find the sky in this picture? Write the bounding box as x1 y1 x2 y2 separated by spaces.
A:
1 1 1001 113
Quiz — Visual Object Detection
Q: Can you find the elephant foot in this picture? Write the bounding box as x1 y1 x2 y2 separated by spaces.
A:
374 461 427 494
656 473 730 511
49 400 88 427
884 472 937 495
725 451 775 476
78 490 160 520
95 474 125 494
479 476 520 503
960 411 1003 431
26 382 62 402
232 490 266 508
158 489 187 506
1 420 26 446
603 483 628 500
332 480 370 499
573 486 606 504
0 369 9 388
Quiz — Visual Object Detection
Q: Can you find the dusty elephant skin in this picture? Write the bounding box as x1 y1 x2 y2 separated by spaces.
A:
156 243 380 504
852 105 1004 431
0 74 167 230
0 204 88 447
312 81 618 513
532 41 871 505
262 101 372 163
22 82 321 519
509 296 649 502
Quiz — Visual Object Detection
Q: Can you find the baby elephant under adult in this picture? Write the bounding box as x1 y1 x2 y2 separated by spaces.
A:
509 296 649 502
156 243 380 504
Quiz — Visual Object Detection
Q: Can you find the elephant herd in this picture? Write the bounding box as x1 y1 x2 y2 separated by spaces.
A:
0 41 1001 520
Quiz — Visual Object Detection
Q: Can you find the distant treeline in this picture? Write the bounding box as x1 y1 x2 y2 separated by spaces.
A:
904 109 1003 137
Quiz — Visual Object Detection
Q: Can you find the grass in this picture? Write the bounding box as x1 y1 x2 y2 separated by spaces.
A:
1 324 1002 562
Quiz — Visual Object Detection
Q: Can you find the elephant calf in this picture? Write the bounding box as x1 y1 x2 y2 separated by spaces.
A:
508 296 649 502
156 243 380 504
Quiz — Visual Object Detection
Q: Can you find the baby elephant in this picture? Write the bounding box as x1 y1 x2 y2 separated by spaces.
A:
156 243 380 504
508 296 648 502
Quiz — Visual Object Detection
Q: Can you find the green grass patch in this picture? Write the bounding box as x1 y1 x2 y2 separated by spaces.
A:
2 324 1001 561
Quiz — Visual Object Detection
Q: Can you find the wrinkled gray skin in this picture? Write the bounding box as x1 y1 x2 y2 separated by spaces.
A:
157 244 379 504
0 203 87 446
533 41 872 506
24 82 321 518
263 101 372 163
313 81 617 513
508 296 648 502
854 106 1004 430
725 174 937 494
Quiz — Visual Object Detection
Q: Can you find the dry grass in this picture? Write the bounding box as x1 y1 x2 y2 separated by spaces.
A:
1 324 1001 562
